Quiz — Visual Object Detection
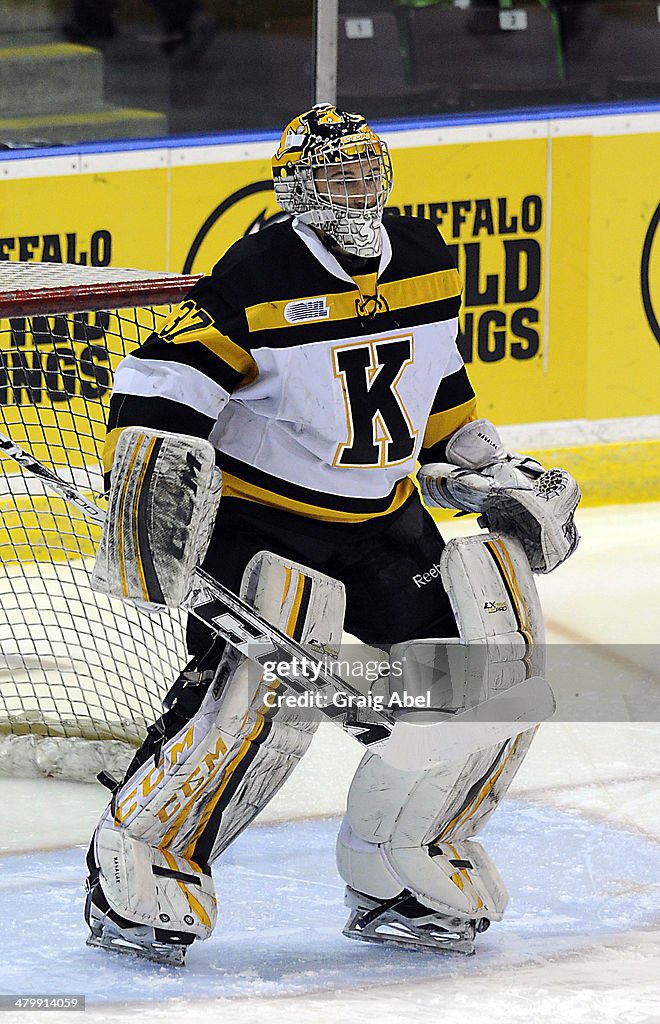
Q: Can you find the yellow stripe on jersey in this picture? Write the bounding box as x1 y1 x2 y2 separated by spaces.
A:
353 270 379 298
192 329 256 382
375 268 463 315
158 300 257 381
221 472 415 523
244 268 463 333
423 398 478 449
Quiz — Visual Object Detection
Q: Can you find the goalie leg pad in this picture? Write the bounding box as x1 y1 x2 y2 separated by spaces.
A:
337 531 541 936
337 729 533 926
92 426 222 608
374 532 547 770
87 551 345 942
108 552 344 860
86 826 217 950
441 531 545 650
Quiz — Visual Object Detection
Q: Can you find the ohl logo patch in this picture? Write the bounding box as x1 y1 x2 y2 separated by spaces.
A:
183 180 285 275
641 202 660 347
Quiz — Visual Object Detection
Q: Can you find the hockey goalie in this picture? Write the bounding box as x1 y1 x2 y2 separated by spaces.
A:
85 103 580 966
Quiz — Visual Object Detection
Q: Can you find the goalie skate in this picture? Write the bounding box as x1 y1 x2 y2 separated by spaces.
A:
342 887 488 955
85 886 192 967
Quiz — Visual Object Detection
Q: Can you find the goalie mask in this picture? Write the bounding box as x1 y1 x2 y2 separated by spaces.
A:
272 103 393 258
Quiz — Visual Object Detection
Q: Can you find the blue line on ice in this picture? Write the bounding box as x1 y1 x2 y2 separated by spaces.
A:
0 800 658 1002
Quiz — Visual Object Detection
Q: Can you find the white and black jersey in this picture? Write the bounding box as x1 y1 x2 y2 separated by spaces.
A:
105 214 476 523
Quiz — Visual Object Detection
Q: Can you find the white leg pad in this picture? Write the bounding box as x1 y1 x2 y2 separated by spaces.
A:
337 821 508 922
368 532 548 771
441 531 545 650
385 839 508 921
98 551 345 865
336 818 403 900
337 728 532 919
338 530 543 922
93 827 217 940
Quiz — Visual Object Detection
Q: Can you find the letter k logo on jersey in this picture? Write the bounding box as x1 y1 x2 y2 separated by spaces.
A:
332 335 417 468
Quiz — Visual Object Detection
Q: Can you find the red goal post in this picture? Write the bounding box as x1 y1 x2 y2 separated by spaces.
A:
0 262 201 781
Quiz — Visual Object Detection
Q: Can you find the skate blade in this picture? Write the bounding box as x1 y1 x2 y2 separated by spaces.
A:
86 930 186 967
343 919 475 956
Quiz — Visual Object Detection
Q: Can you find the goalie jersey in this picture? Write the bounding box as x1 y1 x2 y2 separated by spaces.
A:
105 214 476 523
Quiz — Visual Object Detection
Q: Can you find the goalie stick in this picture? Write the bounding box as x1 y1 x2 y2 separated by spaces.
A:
0 430 554 766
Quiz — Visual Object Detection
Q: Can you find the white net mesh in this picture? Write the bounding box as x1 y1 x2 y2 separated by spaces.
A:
0 264 199 780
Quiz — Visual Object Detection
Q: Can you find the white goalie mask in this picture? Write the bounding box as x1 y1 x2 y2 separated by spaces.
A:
272 103 393 258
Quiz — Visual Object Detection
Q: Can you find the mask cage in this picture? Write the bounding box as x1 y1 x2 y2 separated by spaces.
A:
306 138 393 218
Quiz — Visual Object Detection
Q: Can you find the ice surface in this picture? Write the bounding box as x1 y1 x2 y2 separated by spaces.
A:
1 804 659 1011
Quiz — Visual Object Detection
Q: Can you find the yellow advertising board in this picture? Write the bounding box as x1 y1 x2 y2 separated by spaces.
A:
583 130 660 418
0 164 169 271
169 155 278 276
0 305 155 562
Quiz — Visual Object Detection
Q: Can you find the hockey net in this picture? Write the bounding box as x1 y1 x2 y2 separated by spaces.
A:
0 262 202 781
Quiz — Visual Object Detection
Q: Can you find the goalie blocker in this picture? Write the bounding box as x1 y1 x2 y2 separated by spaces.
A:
92 426 222 609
